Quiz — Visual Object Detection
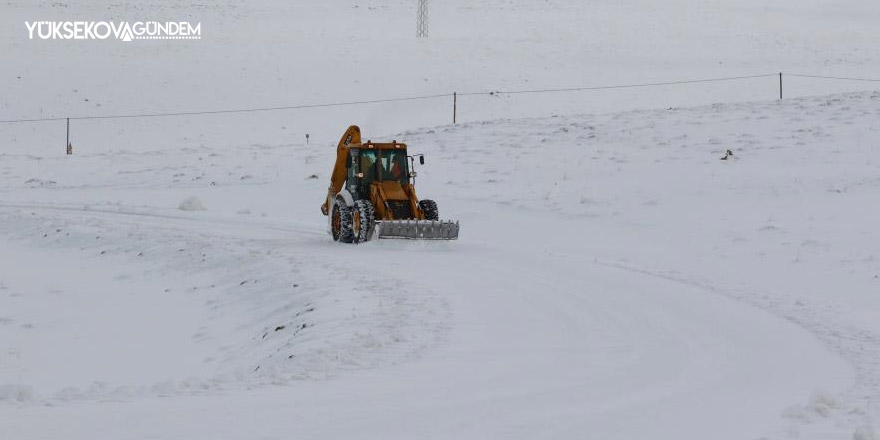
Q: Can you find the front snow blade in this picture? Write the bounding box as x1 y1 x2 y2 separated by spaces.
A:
375 220 460 240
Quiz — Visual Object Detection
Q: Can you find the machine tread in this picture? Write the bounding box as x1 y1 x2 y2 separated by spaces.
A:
419 199 439 221
352 199 375 243
333 198 355 243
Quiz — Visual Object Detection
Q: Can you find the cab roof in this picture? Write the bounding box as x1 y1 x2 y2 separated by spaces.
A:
348 141 408 150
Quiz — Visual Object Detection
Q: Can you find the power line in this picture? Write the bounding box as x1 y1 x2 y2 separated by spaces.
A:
0 93 452 124
1 72 877 125
0 74 776 124
787 73 880 83
457 73 779 96
0 116 68 123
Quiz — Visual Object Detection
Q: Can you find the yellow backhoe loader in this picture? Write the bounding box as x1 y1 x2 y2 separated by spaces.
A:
320 125 459 243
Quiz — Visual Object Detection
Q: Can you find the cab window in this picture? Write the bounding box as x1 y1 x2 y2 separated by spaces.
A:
379 150 408 184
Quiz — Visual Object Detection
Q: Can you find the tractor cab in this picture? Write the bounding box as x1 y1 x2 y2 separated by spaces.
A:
345 142 411 199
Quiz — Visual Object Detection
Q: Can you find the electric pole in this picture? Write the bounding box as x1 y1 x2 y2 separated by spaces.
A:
417 0 429 38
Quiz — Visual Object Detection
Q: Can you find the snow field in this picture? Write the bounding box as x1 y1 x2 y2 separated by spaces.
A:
2 0 880 438
1 90 878 438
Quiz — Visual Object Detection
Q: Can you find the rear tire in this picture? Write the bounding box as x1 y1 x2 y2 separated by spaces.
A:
352 200 375 243
331 198 354 243
419 199 439 221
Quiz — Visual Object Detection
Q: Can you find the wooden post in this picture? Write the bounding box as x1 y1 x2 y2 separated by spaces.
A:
453 92 457 125
66 118 71 155
779 72 783 100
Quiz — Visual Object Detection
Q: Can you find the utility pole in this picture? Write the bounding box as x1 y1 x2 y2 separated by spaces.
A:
778 72 783 100
417 0 429 38
66 118 71 155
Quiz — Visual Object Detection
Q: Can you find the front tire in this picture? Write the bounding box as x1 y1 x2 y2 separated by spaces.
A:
352 200 375 243
419 199 439 221
331 198 354 243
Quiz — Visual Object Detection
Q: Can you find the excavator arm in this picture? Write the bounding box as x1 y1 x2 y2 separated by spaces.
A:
321 125 361 215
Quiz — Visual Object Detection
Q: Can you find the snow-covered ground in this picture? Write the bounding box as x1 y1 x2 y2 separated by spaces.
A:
2 1 880 439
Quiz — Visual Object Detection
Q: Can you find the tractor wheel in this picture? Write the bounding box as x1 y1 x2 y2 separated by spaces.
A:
352 200 375 243
331 198 355 243
419 199 439 221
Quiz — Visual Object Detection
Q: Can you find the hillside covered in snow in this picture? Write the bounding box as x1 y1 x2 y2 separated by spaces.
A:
2 1 880 439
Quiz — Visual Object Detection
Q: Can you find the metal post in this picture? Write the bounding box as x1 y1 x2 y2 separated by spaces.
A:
453 92 457 125
779 72 783 100
66 118 70 155
416 0 429 38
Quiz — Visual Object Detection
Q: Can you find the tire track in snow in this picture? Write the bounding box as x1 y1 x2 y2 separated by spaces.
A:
0 201 323 239
0 203 448 403
590 257 877 435
328 229 850 440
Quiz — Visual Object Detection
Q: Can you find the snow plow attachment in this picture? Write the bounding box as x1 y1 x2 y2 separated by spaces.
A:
375 220 460 240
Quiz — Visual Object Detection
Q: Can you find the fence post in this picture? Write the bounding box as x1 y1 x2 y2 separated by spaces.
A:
66 118 71 155
453 92 457 125
779 72 783 100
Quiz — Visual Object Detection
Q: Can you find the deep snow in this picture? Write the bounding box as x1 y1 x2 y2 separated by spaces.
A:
2 1 880 439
